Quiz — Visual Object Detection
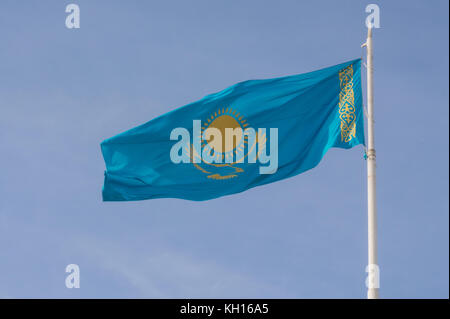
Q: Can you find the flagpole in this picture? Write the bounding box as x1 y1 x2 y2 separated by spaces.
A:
365 27 379 299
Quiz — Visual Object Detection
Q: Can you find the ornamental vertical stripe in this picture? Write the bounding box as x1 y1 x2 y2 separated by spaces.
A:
339 64 357 142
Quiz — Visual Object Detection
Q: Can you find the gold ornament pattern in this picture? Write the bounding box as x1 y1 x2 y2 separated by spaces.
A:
338 64 356 142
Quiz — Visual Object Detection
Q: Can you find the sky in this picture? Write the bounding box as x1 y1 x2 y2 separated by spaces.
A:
0 0 448 298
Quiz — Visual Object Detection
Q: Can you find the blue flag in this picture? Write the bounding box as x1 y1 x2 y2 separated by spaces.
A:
101 59 365 201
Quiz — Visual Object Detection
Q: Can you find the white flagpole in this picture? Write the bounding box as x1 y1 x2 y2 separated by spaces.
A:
365 27 379 299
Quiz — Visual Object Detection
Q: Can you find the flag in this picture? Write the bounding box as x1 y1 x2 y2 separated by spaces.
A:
101 59 364 201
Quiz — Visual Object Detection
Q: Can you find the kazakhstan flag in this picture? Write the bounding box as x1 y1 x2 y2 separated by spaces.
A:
101 59 364 201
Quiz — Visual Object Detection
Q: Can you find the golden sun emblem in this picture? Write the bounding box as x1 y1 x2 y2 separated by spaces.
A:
190 107 265 180
202 107 249 163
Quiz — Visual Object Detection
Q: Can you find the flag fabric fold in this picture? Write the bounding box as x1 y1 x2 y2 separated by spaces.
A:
101 59 365 201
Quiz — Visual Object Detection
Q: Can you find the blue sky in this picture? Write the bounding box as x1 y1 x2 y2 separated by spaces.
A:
0 0 448 298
